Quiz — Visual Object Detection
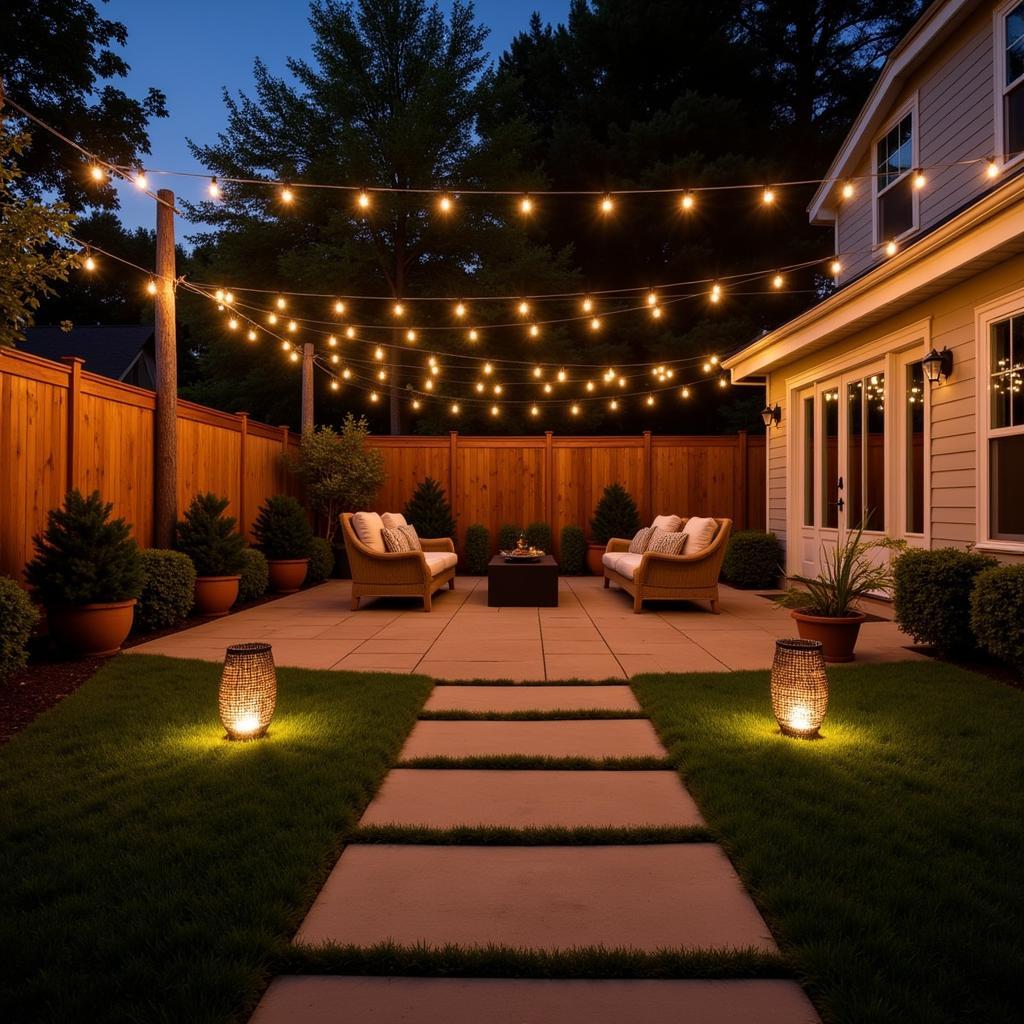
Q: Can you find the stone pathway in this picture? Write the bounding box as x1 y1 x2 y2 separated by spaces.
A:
250 683 821 1023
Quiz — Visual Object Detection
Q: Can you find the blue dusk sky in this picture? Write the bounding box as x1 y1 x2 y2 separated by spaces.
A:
101 0 568 230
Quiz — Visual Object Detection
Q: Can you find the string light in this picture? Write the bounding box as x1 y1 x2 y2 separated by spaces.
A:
762 187 775 205
247 329 257 342
680 387 690 398
370 391 379 402
618 376 627 387
374 347 384 360
651 305 662 319
719 374 729 388
89 164 105 183
494 384 503 395
913 170 927 190
406 329 417 343
830 258 843 276
224 291 234 304
328 335 338 347
772 273 784 289
483 362 494 375
544 383 553 394
710 355 719 365
986 158 1000 179
600 194 615 214
609 399 618 411
346 326 356 339
450 403 460 414
330 353 340 364
228 318 238 330
276 297 287 310
331 380 340 391
533 366 543 378
581 296 593 313
357 190 371 210
646 395 655 406
208 177 222 198
590 317 602 331
287 320 298 333
529 323 540 337
437 194 453 214
680 192 695 211
530 405 539 416
342 367 352 379
289 350 300 363
585 380 595 391
334 300 346 314
281 340 291 351
146 278 157 295
491 405 500 416
702 361 712 373
83 252 96 271
517 300 530 317
467 328 479 342
841 181 855 200
571 404 580 416
646 291 658 307
557 369 567 382
280 186 294 204
267 313 278 325
476 382 485 393
884 240 898 257
710 283 722 303
378 369 388 381
454 301 466 318
392 302 405 317
412 398 421 410
134 169 148 189
519 195 533 215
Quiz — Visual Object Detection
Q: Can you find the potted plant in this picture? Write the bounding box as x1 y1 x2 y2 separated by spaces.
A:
25 489 143 656
778 524 899 662
252 494 313 593
587 482 641 574
175 493 247 617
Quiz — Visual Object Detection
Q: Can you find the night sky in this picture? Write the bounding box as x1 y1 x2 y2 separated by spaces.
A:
102 0 568 230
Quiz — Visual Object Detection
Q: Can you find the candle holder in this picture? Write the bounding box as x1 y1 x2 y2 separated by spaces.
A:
771 638 828 738
219 642 276 740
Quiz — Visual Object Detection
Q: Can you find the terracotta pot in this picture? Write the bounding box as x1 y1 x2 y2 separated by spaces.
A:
193 575 241 618
267 558 309 594
791 609 867 663
48 599 137 657
585 542 606 576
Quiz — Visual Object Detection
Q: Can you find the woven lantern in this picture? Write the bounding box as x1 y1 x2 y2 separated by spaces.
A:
219 642 276 740
771 638 828 738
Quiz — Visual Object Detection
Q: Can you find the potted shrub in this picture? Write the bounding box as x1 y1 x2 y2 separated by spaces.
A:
252 494 313 593
25 489 143 656
464 524 491 575
135 550 196 632
175 493 247 617
779 525 898 662
560 525 586 575
587 482 640 574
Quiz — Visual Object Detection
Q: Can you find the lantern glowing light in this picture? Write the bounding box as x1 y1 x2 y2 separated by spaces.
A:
219 643 276 741
770 639 828 738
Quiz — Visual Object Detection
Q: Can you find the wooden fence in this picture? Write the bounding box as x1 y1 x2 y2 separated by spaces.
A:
1 345 765 579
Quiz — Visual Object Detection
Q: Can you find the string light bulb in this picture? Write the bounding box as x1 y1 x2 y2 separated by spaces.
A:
772 273 784 289
89 164 106 183
710 355 719 366
454 301 466 318
530 404 539 417
247 329 257 342
406 329 417 343
287 320 298 333
582 297 593 313
224 291 234 304
651 305 662 320
646 395 655 406
841 181 855 200
483 362 494 375
590 317 602 331
134 168 148 189
610 399 619 411
494 384 503 395
830 258 843 276
267 313 278 325
289 350 300 363
986 158 1000 180
533 366 543 378
529 323 540 338
571 404 580 416
710 283 722 303
450 403 460 414
281 340 291 352
228 318 238 330
680 387 690 399
600 194 615 214
719 374 729 388
680 191 695 211
762 187 776 205
370 391 379 403
331 380 340 391
585 380 595 392
885 240 898 257
519 195 533 215
476 381 485 393
374 347 384 360
334 300 346 315
646 291 658 307
330 353 340 364
412 398 421 410
491 405 500 417
83 253 96 272
618 376 627 387
346 326 356 339
467 328 479 342
280 185 294 204
276 297 287 310
357 190 371 210
146 278 157 296
437 193 453 214
208 177 222 198
342 368 352 379
392 302 405 317
517 300 530 317
557 369 567 382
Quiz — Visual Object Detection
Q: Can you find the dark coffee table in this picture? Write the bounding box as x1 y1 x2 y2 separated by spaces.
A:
487 555 559 607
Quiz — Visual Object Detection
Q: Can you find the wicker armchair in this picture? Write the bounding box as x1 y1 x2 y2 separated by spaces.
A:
340 513 457 612
602 518 732 613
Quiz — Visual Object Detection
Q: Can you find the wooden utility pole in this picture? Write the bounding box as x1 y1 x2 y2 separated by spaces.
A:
153 189 178 547
301 342 315 433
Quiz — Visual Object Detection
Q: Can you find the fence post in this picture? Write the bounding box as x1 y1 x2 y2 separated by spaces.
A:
643 431 653 523
449 431 458 544
237 412 248 537
544 431 554 528
60 356 84 494
736 430 749 530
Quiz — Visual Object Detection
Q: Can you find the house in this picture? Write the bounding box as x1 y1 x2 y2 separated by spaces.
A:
724 0 1024 578
20 324 157 389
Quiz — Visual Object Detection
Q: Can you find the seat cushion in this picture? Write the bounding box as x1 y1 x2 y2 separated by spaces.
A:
381 512 408 530
628 527 654 553
651 514 683 533
602 551 642 579
423 551 458 576
648 528 687 555
682 516 718 554
352 511 386 553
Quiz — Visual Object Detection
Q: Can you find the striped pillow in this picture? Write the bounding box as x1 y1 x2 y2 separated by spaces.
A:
398 524 422 551
647 528 687 556
381 527 412 553
628 527 655 553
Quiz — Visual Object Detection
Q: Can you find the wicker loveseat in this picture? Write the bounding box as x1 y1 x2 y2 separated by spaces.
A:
340 512 457 612
602 517 733 613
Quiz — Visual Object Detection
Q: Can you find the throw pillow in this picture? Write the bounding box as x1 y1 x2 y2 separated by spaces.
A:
351 511 385 552
648 528 688 555
651 514 683 533
381 512 408 529
398 524 422 551
682 516 718 553
381 527 411 553
628 527 655 553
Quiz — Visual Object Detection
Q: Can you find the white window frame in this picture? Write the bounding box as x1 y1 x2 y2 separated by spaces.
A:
871 96 920 249
976 286 1024 553
895 348 931 546
994 0 1024 174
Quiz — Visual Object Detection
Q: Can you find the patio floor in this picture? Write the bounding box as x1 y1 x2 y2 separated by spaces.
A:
127 576 925 679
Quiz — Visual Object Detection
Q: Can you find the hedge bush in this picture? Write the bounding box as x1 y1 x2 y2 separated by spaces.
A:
135 550 195 632
721 530 783 589
238 548 269 603
252 495 313 560
525 521 552 553
589 482 640 544
971 564 1024 676
464 524 490 575
498 524 521 551
0 578 39 681
893 547 998 655
306 537 335 584
560 525 586 575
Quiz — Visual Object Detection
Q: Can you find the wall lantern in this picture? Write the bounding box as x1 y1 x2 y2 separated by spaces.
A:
220 642 276 740
922 346 953 384
761 403 782 427
771 638 828 738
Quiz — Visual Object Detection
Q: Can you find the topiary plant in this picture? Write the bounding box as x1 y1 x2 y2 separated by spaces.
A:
464 524 490 575
498 523 521 551
589 482 640 544
306 536 335 584
525 521 552 553
175 493 247 577
25 489 143 605
135 550 195 632
970 564 1024 676
560 525 586 575
0 577 39 680
893 547 998 655
721 530 784 589
403 477 456 538
237 548 269 602
251 495 314 560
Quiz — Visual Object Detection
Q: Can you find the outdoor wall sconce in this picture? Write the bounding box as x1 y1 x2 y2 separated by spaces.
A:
771 638 828 738
220 642 276 740
922 346 953 384
761 403 782 427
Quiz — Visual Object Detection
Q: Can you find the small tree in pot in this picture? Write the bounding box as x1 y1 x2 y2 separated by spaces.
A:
175 493 247 617
587 482 640 574
404 477 456 538
252 495 313 593
25 489 143 655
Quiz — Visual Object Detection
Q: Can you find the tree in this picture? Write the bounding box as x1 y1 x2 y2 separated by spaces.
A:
403 477 456 538
1 0 167 212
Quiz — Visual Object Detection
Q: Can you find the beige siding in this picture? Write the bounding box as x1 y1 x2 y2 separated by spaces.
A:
766 398 787 542
836 153 875 279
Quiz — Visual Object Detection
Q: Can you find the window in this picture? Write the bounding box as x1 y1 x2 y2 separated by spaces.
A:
803 396 815 527
905 362 925 534
1004 2 1024 157
822 387 840 529
989 315 1024 540
875 112 915 241
847 374 886 531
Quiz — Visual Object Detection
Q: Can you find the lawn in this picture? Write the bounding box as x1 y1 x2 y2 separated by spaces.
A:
0 654 431 1024
633 661 1024 1024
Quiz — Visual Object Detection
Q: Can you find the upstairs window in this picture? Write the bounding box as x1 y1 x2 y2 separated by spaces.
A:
1004 2 1024 157
875 111 915 241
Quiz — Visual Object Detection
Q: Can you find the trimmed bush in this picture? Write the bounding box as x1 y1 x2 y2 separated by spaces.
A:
560 525 586 575
893 547 998 655
525 521 552 553
589 482 640 544
464 524 490 575
0 578 39 680
135 550 195 632
306 537 335 584
971 564 1024 676
498 523 521 551
26 489 143 605
721 530 783 589
404 477 456 538
176 493 247 577
238 548 269 603
252 495 313 560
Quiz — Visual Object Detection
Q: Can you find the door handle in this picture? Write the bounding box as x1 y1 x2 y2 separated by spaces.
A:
837 476 844 491
835 497 845 512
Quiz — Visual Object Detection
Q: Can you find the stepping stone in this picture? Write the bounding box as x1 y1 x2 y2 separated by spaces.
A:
294 845 777 952
423 684 640 713
359 769 703 829
251 977 822 1023
399 720 665 760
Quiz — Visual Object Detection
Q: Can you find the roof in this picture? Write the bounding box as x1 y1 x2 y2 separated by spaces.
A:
19 324 154 381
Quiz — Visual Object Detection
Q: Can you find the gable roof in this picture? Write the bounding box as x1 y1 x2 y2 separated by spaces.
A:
19 324 154 381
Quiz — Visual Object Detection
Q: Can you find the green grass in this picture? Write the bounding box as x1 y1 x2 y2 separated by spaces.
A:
349 824 713 845
0 655 431 1024
633 662 1024 1024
